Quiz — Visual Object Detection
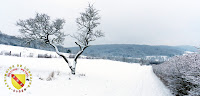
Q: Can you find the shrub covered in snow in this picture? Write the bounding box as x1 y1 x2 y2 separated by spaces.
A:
152 53 200 96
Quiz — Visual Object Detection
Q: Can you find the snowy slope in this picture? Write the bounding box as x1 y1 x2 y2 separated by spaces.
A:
0 44 69 58
0 45 172 96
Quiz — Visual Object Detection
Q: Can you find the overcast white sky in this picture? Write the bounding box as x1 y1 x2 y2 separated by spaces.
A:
0 0 200 47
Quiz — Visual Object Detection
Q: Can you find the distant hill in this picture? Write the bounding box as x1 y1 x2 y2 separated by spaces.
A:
175 45 197 52
0 31 197 59
69 44 197 58
0 32 71 53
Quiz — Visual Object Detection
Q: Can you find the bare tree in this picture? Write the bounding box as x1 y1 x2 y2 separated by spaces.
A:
17 4 103 75
71 3 104 74
16 13 73 73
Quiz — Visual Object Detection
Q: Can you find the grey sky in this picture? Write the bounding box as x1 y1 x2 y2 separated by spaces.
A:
0 0 200 47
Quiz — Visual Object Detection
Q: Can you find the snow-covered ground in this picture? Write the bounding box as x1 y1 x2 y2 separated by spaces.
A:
0 44 69 58
0 45 172 96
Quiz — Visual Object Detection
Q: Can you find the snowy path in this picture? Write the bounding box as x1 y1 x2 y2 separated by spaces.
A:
0 55 172 96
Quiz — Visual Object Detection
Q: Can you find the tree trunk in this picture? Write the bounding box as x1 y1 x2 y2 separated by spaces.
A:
49 43 75 74
71 61 76 75
72 46 87 75
49 43 87 75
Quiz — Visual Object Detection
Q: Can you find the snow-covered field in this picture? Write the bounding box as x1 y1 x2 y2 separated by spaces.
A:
0 44 69 58
0 45 172 96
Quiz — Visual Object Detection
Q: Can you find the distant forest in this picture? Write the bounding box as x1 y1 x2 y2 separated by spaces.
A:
70 44 197 58
0 31 71 53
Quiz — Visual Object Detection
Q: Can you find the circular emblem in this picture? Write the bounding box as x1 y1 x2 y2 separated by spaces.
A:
4 64 32 93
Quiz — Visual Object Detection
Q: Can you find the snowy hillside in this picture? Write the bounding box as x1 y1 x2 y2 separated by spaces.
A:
0 32 71 53
0 45 172 96
0 44 69 58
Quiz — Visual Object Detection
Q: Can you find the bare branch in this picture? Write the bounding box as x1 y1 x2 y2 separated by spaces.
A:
73 3 104 47
16 13 66 45
75 42 82 50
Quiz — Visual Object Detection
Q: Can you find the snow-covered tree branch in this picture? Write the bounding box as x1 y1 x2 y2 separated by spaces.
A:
16 13 74 74
17 13 66 45
71 3 104 74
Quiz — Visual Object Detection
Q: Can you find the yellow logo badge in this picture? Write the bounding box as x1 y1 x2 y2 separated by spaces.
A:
4 65 32 93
